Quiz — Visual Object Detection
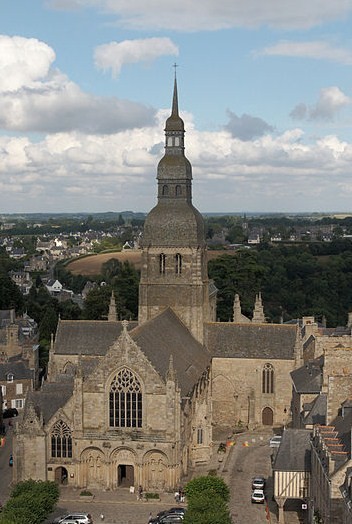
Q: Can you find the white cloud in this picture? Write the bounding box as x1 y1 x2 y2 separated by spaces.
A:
46 0 352 31
94 38 179 77
0 35 55 92
0 35 156 134
1 111 352 213
257 40 352 65
290 86 351 122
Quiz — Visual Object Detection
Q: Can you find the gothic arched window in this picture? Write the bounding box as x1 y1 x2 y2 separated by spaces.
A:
175 253 182 275
162 185 169 196
175 185 182 196
109 368 142 428
51 420 72 458
159 253 166 274
262 363 274 394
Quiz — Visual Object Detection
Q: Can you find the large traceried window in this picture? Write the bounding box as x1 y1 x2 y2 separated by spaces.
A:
109 368 142 428
159 253 166 274
262 363 274 394
51 420 72 458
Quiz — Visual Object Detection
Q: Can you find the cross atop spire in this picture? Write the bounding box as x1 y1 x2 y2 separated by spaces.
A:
173 62 178 79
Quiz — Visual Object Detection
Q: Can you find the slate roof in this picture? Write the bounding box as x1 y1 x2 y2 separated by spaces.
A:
0 360 33 380
302 394 327 426
273 429 311 472
291 356 324 393
205 322 297 359
130 308 211 397
28 378 74 424
54 319 138 355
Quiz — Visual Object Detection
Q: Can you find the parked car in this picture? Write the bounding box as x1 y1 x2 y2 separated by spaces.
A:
150 510 185 524
156 508 186 518
3 408 18 419
52 514 93 524
252 476 265 490
269 435 282 448
251 489 265 504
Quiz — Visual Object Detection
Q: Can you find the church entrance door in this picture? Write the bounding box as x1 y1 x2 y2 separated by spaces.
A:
117 464 134 487
262 407 273 425
54 466 68 485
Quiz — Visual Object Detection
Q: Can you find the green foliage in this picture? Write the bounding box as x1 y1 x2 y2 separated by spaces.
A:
208 240 352 325
145 492 159 500
0 274 24 311
101 258 140 319
184 477 231 524
185 475 230 503
82 285 112 320
80 490 93 496
39 307 58 341
0 480 59 524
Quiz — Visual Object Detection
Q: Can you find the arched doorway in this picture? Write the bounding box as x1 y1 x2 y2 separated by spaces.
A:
117 464 134 487
262 407 274 425
54 466 68 485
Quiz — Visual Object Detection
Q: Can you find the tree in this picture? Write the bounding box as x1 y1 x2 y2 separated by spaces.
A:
0 274 24 311
39 307 58 341
82 285 112 320
184 476 232 524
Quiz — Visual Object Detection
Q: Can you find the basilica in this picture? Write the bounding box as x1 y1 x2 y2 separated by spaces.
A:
13 77 301 492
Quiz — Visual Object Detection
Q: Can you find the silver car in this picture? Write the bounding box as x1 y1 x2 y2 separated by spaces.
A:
52 513 93 524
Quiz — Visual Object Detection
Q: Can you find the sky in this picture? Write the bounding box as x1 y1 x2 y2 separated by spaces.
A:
2 1 352 214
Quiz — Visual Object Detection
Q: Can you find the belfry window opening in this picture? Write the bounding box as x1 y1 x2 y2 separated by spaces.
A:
175 253 182 275
159 253 166 274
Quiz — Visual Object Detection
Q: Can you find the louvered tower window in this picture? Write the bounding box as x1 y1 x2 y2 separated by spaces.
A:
175 253 182 275
109 368 142 428
159 253 166 274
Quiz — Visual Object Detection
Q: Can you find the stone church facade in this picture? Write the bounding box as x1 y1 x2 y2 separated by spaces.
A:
13 77 302 491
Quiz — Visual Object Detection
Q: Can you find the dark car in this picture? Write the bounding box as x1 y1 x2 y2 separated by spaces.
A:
156 508 186 518
150 516 184 524
3 408 18 419
150 509 185 524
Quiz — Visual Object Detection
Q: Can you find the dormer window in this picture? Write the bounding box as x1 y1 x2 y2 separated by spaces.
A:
7 373 14 383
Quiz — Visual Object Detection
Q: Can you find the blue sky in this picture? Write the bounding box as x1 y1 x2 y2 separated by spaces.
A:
1 1 352 214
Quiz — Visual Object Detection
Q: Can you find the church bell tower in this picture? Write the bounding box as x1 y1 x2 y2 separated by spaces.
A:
138 74 216 343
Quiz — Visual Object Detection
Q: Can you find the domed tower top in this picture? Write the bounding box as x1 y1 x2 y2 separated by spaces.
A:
142 72 205 248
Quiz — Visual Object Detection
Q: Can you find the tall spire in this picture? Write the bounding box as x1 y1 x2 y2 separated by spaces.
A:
165 72 184 134
171 68 179 118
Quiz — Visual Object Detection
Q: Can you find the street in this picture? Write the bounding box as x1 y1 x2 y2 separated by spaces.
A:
0 426 303 524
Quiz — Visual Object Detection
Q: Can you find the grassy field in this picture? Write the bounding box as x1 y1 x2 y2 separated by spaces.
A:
67 249 232 276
